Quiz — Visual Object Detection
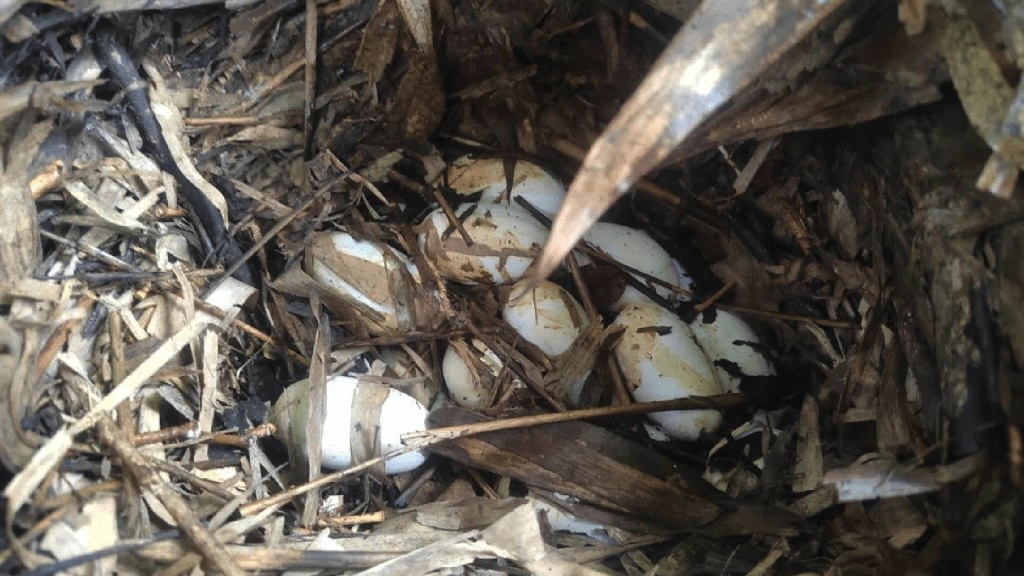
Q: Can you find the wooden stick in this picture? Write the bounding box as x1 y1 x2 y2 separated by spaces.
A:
239 394 743 517
96 417 246 576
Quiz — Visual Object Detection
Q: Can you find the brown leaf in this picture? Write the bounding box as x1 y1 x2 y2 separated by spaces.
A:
355 0 401 84
426 406 721 532
301 301 329 526
390 49 445 140
349 376 389 481
534 0 853 279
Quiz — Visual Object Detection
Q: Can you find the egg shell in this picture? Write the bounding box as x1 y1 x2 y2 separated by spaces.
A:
502 279 592 404
671 259 696 298
306 231 436 336
502 280 588 357
271 375 428 475
418 203 548 285
611 304 724 440
581 223 684 308
442 338 521 409
689 308 775 394
444 156 566 216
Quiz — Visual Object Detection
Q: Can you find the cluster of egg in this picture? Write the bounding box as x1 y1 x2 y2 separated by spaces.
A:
429 157 775 441
272 156 775 475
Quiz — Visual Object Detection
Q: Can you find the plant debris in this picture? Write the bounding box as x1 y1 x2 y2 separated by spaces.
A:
1 0 1022 574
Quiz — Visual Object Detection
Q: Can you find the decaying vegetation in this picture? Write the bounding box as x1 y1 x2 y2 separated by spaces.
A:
0 0 1022 574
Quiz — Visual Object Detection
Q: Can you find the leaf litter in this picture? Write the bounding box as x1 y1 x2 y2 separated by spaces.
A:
0 0 1022 574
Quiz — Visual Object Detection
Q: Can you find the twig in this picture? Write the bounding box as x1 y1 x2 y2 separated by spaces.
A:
206 192 321 295
238 394 743 517
19 531 182 576
131 421 200 447
393 463 438 508
241 60 304 113
166 290 309 366
732 137 778 197
565 246 598 319
548 138 724 233
38 229 139 272
183 115 260 126
317 510 386 527
405 394 745 442
96 417 246 576
692 281 736 313
432 188 475 246
718 303 854 329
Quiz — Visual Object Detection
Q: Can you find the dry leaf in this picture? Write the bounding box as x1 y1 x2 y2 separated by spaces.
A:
535 0 853 279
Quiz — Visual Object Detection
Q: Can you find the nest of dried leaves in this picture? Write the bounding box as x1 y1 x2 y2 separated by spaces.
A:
1 0 1022 575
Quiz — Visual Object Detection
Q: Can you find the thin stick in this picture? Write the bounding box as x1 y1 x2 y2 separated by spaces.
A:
719 303 854 329
405 394 744 442
206 193 320 295
565 251 598 318
96 417 246 576
39 229 139 272
317 510 386 527
692 281 735 314
732 137 778 197
238 394 743 517
166 290 309 365
183 116 260 127
241 60 304 113
606 354 632 406
431 188 475 246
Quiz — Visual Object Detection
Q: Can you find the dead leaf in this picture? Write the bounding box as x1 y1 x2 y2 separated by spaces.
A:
355 0 401 84
535 0 853 279
428 406 734 533
390 49 445 140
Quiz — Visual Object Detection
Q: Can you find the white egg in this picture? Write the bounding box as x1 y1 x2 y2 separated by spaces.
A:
417 203 548 285
671 259 696 298
503 280 588 357
611 304 724 440
270 375 429 475
306 231 437 336
502 279 591 404
443 156 566 216
442 338 521 409
689 308 775 394
581 223 687 308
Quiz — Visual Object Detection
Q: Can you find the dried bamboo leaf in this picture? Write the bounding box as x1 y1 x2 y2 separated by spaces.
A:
0 0 27 28
395 0 431 49
0 80 101 122
78 0 243 13
940 10 1014 150
793 395 823 493
302 301 328 526
823 454 980 502
535 0 853 279
64 180 147 231
543 320 603 404
0 317 37 471
427 406 722 532
144 61 229 223
355 0 401 84
38 475 118 574
4 316 209 569
349 375 389 481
